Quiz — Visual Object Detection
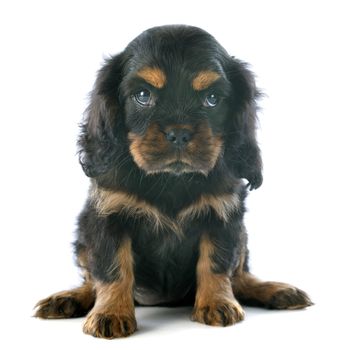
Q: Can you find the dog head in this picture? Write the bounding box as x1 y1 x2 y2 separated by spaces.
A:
79 25 262 189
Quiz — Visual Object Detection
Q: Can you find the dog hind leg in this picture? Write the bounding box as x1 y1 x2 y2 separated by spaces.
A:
232 272 313 310
34 282 95 319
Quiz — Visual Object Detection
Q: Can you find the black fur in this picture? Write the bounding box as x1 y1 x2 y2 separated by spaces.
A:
78 26 262 186
75 25 261 304
35 26 313 338
77 26 262 301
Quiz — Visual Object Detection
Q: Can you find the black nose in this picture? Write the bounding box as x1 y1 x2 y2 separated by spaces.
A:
165 128 192 147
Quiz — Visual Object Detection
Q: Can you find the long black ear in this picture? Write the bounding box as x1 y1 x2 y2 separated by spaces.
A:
226 57 263 190
78 53 125 178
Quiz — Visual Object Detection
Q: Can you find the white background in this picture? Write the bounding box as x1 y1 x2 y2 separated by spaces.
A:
0 0 349 349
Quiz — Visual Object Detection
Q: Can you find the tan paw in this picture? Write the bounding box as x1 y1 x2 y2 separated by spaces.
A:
191 301 245 326
34 294 90 319
267 286 314 310
83 312 137 339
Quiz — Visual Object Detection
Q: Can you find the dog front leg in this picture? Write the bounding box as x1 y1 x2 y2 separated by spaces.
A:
83 237 136 339
192 233 245 326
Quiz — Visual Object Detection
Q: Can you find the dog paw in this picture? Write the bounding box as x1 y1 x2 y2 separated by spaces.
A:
83 312 137 338
191 301 245 326
34 295 87 319
267 287 313 310
246 172 263 191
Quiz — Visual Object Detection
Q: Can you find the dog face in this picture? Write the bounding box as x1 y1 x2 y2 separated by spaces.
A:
124 65 228 175
79 26 262 188
35 26 314 336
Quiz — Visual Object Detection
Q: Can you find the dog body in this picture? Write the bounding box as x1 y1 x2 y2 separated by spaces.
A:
79 177 246 307
35 25 312 338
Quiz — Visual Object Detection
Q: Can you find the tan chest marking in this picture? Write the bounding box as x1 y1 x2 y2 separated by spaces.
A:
91 186 240 234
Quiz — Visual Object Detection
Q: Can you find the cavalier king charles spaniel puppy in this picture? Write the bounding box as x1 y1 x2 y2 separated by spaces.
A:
35 25 312 338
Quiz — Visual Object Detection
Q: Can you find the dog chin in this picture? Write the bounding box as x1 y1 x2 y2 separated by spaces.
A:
145 161 209 176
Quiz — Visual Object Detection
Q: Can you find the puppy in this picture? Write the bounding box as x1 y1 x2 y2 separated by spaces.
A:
35 25 312 338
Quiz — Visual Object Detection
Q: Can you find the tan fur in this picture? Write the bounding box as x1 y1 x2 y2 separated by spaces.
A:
34 282 95 319
76 248 94 283
34 247 95 319
192 70 221 91
128 124 170 171
205 135 223 170
233 273 288 303
192 235 245 326
232 260 313 310
178 193 240 224
137 66 166 89
83 238 137 338
93 239 134 312
185 123 223 173
128 121 223 175
92 184 239 234
128 132 148 169
91 185 181 235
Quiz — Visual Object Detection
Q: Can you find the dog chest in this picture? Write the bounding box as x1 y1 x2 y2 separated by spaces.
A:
132 230 199 305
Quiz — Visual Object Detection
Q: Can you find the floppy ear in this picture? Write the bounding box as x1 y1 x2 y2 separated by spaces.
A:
226 57 263 190
78 53 125 178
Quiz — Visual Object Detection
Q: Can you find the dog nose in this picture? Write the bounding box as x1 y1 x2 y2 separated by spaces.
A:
165 128 192 147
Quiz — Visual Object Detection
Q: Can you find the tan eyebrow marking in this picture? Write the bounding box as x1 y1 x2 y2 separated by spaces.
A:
136 67 167 89
192 70 221 91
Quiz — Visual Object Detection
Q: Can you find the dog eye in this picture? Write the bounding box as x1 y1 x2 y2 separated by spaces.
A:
203 93 219 108
134 89 153 106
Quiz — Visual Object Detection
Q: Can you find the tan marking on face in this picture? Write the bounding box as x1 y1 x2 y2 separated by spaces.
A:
128 132 147 169
128 123 170 171
178 193 240 224
200 134 223 170
185 123 223 173
137 66 166 88
90 184 182 236
192 70 221 91
129 121 222 175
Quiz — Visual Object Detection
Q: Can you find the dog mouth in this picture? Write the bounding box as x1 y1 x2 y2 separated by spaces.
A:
128 123 223 176
162 160 196 175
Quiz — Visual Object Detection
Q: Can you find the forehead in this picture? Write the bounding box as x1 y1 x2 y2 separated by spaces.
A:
124 26 228 90
136 66 221 91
